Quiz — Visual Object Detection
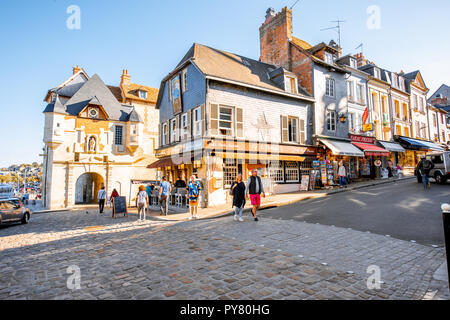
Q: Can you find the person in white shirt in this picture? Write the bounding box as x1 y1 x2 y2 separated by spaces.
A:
338 161 347 188
137 185 149 221
98 186 107 214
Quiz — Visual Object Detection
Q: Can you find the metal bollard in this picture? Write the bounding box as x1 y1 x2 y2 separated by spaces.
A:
442 203 450 288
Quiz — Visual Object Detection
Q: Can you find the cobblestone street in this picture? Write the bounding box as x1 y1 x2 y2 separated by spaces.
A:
0 209 449 300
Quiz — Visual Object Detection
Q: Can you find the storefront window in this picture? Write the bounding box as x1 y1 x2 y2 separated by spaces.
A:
285 161 300 183
268 161 284 183
223 158 238 187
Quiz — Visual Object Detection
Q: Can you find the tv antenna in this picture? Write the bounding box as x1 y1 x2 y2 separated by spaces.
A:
290 0 302 10
321 20 346 47
355 43 364 55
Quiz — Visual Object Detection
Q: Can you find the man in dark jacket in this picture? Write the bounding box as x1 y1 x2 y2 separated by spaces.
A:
420 159 435 189
245 169 265 222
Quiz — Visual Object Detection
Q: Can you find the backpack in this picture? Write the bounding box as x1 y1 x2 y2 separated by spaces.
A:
137 191 147 204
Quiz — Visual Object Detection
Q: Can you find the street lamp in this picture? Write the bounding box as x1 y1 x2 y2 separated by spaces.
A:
339 113 348 124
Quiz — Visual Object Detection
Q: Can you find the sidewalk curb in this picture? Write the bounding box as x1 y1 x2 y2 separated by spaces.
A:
151 176 415 222
33 177 415 219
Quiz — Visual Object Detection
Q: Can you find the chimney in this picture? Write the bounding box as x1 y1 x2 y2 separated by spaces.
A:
73 65 81 75
121 69 131 86
354 53 367 68
259 7 292 69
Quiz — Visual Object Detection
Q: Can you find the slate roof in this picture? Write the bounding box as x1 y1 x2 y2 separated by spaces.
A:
163 43 313 104
44 74 139 122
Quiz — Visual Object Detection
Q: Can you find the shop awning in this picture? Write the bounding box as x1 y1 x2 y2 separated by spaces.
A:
147 152 203 169
319 139 365 157
397 137 444 152
377 141 406 153
352 142 390 157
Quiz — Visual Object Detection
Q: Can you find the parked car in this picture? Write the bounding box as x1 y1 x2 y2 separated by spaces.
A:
415 152 450 185
0 198 31 225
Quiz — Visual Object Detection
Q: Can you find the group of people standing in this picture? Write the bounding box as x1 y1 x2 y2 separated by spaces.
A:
96 170 266 222
132 175 202 221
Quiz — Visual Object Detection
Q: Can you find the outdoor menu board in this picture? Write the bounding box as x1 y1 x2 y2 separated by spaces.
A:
300 175 310 191
112 196 128 219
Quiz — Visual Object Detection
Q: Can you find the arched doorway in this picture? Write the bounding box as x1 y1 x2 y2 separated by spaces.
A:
75 172 104 204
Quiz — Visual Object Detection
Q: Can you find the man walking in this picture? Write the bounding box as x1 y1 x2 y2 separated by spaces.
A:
245 169 265 222
98 185 107 214
159 177 172 216
145 183 154 208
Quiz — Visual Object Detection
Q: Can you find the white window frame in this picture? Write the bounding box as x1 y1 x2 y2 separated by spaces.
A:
285 76 298 94
356 83 365 103
374 68 381 79
327 110 337 131
325 52 334 65
348 113 355 131
170 118 177 144
288 117 299 143
347 81 355 100
193 107 202 137
139 90 147 100
181 113 188 139
269 161 284 183
285 161 300 183
114 125 124 146
326 78 335 98
350 58 357 69
218 106 234 137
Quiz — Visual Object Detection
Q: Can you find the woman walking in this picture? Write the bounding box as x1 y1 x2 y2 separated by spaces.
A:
187 175 201 220
137 185 149 221
231 174 246 222
110 188 119 208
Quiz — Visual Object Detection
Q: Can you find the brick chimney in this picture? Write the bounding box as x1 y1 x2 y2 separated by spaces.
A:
259 7 292 69
73 65 81 75
121 69 131 86
354 53 367 68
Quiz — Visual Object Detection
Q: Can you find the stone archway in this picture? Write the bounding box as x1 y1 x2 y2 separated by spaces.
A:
75 172 104 204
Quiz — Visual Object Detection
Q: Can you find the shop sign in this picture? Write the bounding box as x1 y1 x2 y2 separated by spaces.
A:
363 123 374 133
350 134 375 144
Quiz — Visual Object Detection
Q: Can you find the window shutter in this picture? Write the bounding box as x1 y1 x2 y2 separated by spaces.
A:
236 107 243 138
299 119 306 145
158 123 162 146
201 104 206 137
165 121 169 145
209 103 219 136
281 116 288 143
187 110 192 141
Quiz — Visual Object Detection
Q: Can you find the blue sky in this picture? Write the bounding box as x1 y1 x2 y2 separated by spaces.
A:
0 0 449 167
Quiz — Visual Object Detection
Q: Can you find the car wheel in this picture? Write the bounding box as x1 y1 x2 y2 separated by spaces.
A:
21 213 29 225
434 173 444 184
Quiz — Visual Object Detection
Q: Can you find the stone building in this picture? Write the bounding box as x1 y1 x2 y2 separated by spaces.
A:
42 67 159 209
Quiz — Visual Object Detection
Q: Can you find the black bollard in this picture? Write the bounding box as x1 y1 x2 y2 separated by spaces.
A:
443 204 450 288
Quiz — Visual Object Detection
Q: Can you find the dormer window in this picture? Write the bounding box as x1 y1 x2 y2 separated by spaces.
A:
350 58 357 69
325 52 334 65
285 76 298 94
374 68 381 79
139 90 147 100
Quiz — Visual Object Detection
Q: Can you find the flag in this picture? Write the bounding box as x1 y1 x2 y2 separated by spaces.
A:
363 107 369 125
